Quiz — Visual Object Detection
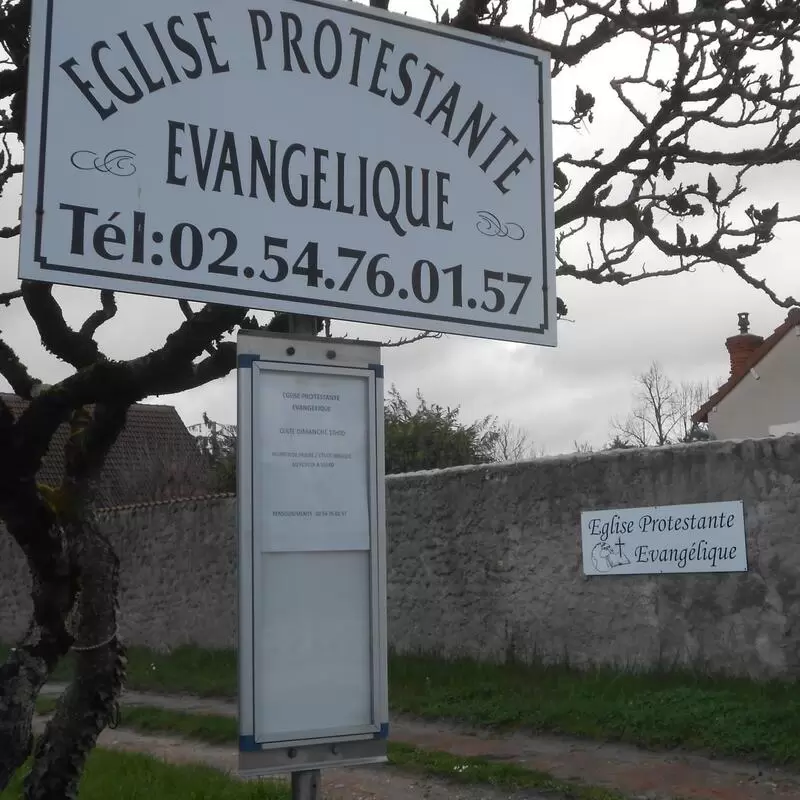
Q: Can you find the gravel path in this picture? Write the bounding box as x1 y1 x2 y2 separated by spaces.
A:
33 714 557 800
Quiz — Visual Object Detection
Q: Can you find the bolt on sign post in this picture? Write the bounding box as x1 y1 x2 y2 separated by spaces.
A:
237 330 389 782
19 0 554 345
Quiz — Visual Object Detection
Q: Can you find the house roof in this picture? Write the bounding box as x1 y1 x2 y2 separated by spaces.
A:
0 394 214 508
693 308 800 424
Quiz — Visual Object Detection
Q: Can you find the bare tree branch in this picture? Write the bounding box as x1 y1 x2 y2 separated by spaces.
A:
0 335 39 397
380 331 444 347
22 282 106 369
79 291 117 339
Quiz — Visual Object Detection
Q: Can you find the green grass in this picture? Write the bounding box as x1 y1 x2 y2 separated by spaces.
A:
0 749 286 800
0 643 237 697
390 654 800 765
34 698 235 744
11 642 800 767
389 742 625 800
31 703 625 800
121 645 237 697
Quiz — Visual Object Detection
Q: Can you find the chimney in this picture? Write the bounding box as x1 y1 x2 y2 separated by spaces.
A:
725 312 763 378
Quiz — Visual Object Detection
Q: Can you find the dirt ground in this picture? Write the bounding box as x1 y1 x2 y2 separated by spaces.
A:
39 685 800 800
33 719 555 800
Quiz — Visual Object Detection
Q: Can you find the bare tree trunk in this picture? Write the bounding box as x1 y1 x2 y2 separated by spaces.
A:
0 518 76 791
0 403 129 796
24 519 125 800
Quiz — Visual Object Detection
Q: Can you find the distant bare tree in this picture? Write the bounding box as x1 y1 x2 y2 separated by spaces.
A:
573 440 595 454
491 421 542 461
610 362 713 447
674 379 716 443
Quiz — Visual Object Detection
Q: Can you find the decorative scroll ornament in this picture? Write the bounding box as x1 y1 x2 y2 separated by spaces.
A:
70 148 136 177
475 211 525 241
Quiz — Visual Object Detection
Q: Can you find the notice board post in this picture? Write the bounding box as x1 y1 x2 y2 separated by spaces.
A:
236 329 388 789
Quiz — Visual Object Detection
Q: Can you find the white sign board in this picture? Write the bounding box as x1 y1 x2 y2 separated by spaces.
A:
20 0 555 345
581 501 747 576
237 332 388 776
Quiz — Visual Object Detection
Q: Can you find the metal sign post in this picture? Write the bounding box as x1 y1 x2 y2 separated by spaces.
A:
291 770 320 800
236 328 388 793
287 313 323 800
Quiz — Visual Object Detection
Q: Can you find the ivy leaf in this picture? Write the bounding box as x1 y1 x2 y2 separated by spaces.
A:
676 224 687 248
707 173 720 202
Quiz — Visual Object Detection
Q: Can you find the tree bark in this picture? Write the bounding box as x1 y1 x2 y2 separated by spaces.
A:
0 404 128 796
24 519 125 800
0 519 76 791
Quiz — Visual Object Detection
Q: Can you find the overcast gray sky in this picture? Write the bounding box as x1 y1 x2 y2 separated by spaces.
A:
1 0 797 455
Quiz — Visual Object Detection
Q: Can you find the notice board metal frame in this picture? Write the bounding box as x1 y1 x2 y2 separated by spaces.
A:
237 331 388 777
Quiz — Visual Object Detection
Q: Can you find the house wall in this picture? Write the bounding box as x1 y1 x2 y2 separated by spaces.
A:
3 435 800 679
708 329 800 440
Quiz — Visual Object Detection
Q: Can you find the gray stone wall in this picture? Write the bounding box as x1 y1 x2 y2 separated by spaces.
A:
2 435 800 678
387 437 800 678
0 496 239 650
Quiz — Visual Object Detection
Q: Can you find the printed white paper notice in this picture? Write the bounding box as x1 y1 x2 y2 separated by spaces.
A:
254 369 370 552
581 501 747 576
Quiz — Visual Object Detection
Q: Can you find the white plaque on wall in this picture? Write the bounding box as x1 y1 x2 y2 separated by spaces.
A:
581 501 747 576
